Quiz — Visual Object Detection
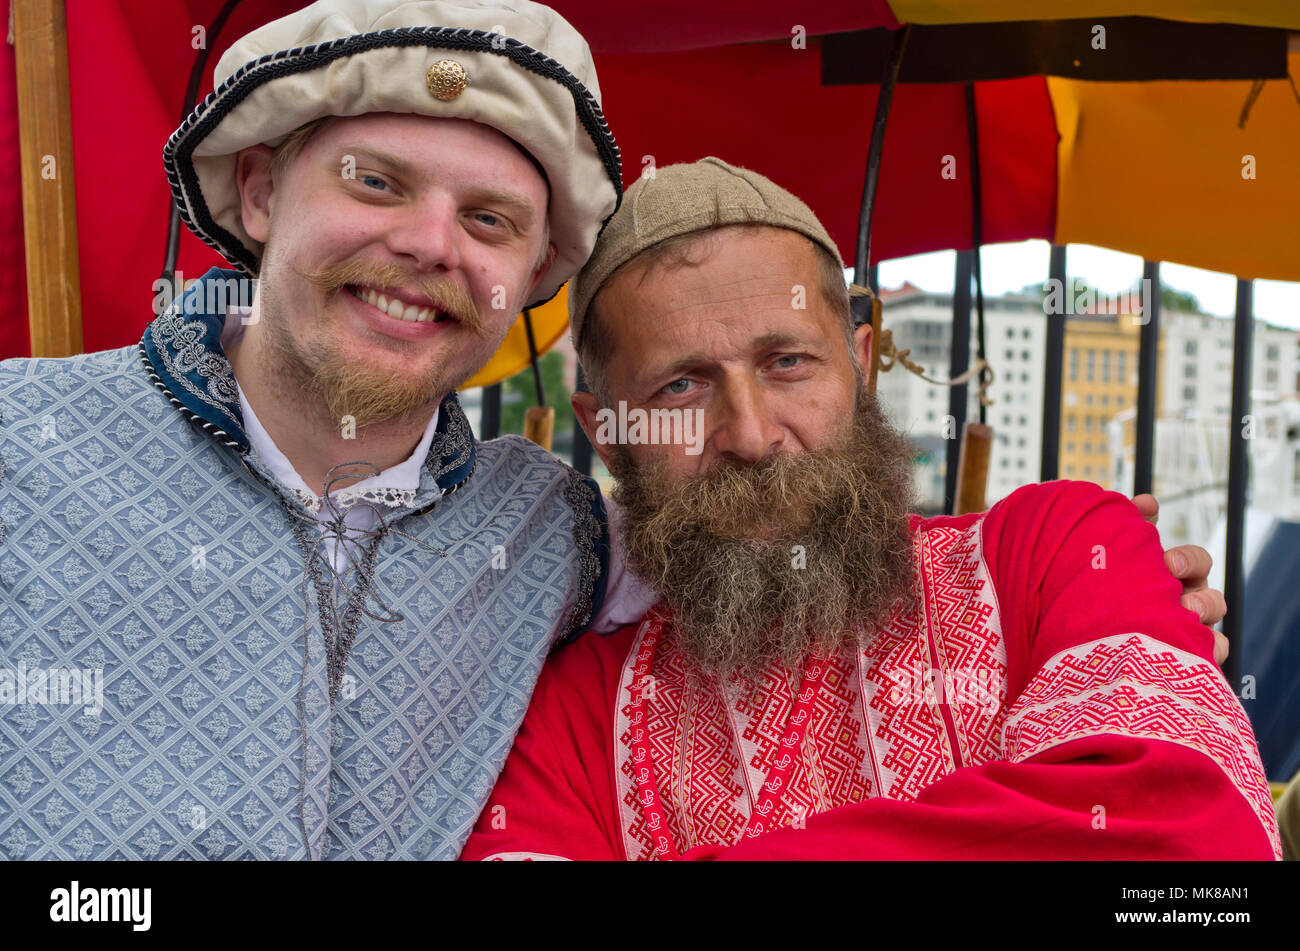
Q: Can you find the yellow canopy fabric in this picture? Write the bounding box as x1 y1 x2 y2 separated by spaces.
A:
889 1 1300 29
1050 52 1300 281
458 284 571 390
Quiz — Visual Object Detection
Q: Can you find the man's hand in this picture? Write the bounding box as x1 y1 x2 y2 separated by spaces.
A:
1132 493 1229 665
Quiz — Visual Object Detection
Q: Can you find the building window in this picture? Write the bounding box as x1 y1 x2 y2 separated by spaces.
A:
1085 394 1094 406
1118 351 1127 383
1101 394 1110 406
1021 350 1031 362
1087 349 1096 382
1267 343 1279 361
1069 348 1079 381
1006 328 1015 339
1184 385 1196 401
1186 340 1198 356
1266 367 1278 386
1184 363 1197 380
1083 443 1091 454
1102 350 1111 383
1022 328 1031 339
1067 416 1076 432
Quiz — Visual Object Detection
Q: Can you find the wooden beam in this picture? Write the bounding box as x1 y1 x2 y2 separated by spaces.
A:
953 422 992 516
13 0 82 357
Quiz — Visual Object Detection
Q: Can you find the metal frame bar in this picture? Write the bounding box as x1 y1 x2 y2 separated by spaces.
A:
964 83 988 426
1040 244 1067 480
1134 260 1161 496
480 383 501 440
852 26 910 285
944 250 973 514
571 367 594 476
1224 279 1253 689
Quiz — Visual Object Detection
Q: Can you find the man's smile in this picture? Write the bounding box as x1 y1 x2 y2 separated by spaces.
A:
344 284 457 323
339 283 466 343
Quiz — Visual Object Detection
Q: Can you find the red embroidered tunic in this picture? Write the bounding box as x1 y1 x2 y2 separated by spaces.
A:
461 481 1281 860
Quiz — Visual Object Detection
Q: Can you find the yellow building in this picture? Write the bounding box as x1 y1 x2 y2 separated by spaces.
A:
1060 312 1158 486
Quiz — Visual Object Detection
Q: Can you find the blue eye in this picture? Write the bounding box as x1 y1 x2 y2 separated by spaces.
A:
360 175 388 191
473 212 502 227
664 379 692 395
774 355 801 369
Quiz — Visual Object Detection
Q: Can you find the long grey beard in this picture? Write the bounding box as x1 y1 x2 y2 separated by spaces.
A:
613 389 919 676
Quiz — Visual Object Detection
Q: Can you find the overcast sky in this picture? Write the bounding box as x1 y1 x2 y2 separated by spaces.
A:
875 240 1300 330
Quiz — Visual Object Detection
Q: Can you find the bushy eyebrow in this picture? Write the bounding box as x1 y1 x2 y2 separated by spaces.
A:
639 332 822 387
463 188 540 230
338 145 420 181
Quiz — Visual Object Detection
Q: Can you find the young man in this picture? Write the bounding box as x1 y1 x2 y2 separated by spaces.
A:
0 0 636 861
461 158 1279 860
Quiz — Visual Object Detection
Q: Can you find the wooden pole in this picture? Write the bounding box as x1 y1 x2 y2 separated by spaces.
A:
953 422 992 515
523 405 554 452
12 0 83 357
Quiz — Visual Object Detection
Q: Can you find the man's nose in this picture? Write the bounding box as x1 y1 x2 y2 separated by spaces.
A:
384 195 462 273
711 380 787 463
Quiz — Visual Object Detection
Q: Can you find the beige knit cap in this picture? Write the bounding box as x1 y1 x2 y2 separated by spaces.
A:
568 156 843 345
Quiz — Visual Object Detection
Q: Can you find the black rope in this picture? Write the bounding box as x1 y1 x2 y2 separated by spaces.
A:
523 307 546 406
852 24 911 287
161 0 245 288
964 82 989 425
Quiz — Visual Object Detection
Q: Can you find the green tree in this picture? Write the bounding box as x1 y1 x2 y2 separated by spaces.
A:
500 349 574 438
1158 284 1202 314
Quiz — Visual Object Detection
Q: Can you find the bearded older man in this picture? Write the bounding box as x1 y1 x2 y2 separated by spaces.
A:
462 158 1280 861
0 0 652 861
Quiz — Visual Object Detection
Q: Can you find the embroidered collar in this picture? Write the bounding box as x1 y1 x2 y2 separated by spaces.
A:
139 266 477 496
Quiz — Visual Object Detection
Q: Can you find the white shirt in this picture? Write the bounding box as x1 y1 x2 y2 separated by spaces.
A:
222 305 655 632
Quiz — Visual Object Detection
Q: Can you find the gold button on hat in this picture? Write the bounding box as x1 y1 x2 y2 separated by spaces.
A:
426 59 469 100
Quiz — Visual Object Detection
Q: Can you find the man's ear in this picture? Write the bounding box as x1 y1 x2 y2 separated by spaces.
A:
852 321 873 391
525 242 559 300
572 390 619 472
236 145 276 244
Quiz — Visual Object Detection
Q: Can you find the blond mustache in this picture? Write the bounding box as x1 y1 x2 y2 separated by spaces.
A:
296 258 486 335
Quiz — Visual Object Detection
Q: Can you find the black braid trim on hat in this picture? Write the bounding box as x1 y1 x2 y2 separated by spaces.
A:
163 27 624 277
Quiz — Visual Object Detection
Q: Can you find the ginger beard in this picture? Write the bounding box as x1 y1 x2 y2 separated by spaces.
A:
612 387 919 676
258 244 489 429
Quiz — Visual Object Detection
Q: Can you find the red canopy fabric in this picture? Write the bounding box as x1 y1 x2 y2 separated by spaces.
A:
2 0 1056 358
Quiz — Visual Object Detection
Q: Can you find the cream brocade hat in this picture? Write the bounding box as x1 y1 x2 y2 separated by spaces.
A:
163 0 622 307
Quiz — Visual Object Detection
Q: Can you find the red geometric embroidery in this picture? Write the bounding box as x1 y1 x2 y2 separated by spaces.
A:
615 517 1009 860
613 516 1277 860
1003 633 1282 859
